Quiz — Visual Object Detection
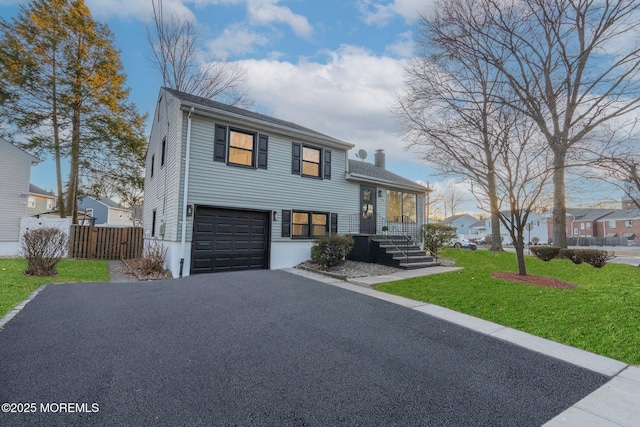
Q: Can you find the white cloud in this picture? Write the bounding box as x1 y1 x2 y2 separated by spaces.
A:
239 45 412 163
385 31 415 58
358 0 436 26
86 0 195 21
247 0 313 38
207 23 270 59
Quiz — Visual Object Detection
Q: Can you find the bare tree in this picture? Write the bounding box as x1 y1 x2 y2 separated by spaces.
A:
147 1 251 106
447 0 640 248
443 186 465 218
397 1 512 251
493 120 554 275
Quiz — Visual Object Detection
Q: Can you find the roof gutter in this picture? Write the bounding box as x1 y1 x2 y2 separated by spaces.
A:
179 106 195 278
346 172 428 193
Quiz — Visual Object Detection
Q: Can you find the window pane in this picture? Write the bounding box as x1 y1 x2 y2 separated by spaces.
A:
302 161 320 176
302 147 320 162
229 147 253 166
293 212 309 224
230 131 254 149
312 213 327 225
386 190 401 222
312 225 327 236
403 193 417 223
292 224 309 236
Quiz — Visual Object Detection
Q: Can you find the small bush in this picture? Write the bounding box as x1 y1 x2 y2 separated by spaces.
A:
530 245 561 261
423 223 457 257
20 227 68 276
138 239 168 275
561 248 614 268
311 233 354 268
559 248 582 265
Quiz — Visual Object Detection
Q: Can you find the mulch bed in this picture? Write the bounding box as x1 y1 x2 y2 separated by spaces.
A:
492 272 577 289
122 258 172 281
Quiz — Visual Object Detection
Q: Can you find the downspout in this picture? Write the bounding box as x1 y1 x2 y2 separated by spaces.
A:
179 107 195 277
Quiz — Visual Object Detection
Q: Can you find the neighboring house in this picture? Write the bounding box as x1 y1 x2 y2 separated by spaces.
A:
565 209 615 239
597 209 640 245
441 214 478 238
27 184 57 217
144 87 427 277
471 212 550 244
78 196 133 226
469 219 487 239
0 138 40 256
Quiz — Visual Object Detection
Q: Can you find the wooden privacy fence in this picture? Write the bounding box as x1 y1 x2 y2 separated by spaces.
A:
69 225 144 260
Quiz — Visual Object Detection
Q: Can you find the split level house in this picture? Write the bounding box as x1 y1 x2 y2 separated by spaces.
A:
0 137 40 256
144 87 429 277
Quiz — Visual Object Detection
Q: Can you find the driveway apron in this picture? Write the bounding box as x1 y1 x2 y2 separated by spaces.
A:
0 270 608 426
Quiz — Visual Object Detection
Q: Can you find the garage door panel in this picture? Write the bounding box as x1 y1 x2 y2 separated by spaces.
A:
191 207 269 274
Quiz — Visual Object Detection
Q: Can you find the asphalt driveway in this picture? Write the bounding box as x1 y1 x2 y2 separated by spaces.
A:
0 270 608 426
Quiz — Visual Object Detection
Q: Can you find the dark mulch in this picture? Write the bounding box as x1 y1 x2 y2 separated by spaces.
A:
492 272 577 289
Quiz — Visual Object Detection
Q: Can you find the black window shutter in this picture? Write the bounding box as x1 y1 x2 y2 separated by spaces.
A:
324 150 332 180
330 213 338 234
282 210 292 237
291 142 301 175
257 134 268 169
214 125 227 162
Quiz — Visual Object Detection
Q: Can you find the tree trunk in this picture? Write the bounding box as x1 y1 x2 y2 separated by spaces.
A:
66 107 80 225
514 233 527 276
51 64 65 218
486 165 503 251
552 151 567 248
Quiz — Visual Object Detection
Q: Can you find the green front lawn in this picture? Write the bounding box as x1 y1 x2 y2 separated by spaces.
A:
0 258 110 318
377 249 640 365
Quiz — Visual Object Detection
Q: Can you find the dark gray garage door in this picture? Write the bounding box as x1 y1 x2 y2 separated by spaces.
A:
191 206 269 274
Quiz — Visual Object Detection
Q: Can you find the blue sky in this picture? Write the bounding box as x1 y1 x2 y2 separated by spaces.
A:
0 0 624 214
1 0 469 207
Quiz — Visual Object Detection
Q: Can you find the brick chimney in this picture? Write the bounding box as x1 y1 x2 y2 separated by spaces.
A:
374 149 385 169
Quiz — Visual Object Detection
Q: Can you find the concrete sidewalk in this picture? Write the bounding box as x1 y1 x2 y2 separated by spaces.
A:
283 267 639 427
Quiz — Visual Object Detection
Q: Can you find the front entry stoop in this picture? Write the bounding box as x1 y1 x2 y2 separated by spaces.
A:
348 235 441 270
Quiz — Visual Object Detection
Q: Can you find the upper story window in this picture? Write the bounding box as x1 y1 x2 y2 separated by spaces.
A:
626 220 633 228
608 220 616 228
302 146 321 177
214 124 268 169
292 142 331 179
229 130 255 167
161 137 166 167
46 199 53 210
28 197 35 208
150 154 155 178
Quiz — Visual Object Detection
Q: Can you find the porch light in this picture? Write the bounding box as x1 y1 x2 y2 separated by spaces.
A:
273 211 278 221
378 190 383 198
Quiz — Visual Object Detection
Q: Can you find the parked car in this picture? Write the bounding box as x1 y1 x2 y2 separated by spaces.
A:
474 237 487 245
451 236 478 250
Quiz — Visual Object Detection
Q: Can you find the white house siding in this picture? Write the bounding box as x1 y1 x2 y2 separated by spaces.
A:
106 208 133 226
143 93 183 242
0 140 38 255
176 114 358 273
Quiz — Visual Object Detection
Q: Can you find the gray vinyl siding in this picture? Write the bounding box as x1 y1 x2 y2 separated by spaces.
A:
178 114 358 242
143 92 183 241
78 198 108 224
0 141 36 242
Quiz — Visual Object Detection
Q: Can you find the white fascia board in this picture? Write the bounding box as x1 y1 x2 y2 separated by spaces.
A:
346 172 428 194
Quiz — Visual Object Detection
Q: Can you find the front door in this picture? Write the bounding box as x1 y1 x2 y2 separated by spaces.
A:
359 185 376 234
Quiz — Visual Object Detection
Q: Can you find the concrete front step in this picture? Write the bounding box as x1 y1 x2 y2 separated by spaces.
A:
393 255 435 262
399 261 442 270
